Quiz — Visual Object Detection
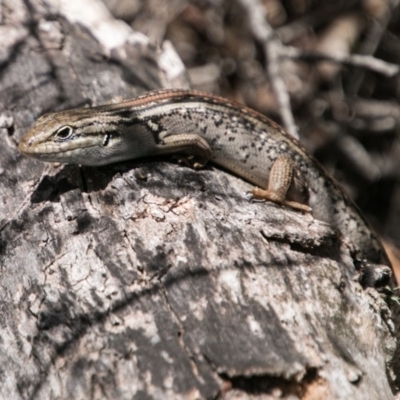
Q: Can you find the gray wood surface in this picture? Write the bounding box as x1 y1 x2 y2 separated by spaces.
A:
0 0 397 398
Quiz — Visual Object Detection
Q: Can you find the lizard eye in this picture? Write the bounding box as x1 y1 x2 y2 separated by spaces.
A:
55 126 73 141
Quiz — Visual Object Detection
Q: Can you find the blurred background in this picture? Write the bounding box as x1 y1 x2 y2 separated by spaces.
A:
98 0 400 277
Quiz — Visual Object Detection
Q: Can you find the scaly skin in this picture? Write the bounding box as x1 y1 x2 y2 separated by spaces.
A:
19 89 388 265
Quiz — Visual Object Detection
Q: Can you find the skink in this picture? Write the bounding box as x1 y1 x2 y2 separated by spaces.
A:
18 89 388 266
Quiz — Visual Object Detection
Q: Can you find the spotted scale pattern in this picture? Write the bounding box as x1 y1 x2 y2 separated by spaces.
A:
19 89 387 264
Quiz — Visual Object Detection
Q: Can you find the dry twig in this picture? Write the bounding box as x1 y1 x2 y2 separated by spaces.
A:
237 0 299 139
347 0 400 95
282 46 399 77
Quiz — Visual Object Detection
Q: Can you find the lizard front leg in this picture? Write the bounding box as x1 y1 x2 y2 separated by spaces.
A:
252 156 311 212
158 133 212 169
158 136 310 212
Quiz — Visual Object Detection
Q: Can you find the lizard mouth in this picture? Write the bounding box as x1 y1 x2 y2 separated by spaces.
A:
18 137 70 162
18 135 105 165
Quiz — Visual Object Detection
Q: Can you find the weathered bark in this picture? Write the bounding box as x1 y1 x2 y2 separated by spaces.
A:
0 0 397 399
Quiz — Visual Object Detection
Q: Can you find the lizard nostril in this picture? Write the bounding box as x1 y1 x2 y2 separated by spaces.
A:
18 137 33 153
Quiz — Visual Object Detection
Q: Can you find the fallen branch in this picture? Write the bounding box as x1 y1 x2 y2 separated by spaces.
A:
237 0 299 139
282 46 399 77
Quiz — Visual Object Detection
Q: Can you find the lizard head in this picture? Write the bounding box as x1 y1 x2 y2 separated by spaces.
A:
18 107 126 166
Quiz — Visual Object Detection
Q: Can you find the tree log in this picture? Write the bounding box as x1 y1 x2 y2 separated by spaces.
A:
0 0 397 398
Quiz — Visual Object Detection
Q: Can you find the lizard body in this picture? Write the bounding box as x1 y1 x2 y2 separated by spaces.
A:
18 89 387 265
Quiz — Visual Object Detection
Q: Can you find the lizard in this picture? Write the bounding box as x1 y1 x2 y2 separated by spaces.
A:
18 88 389 268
